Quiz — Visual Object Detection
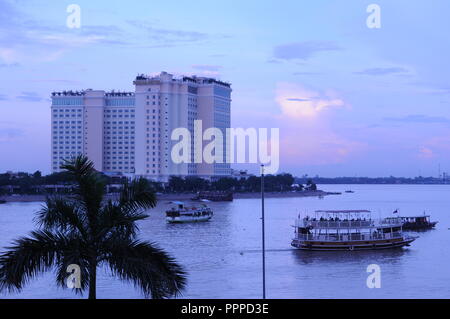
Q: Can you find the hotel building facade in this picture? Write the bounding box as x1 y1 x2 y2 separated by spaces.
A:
51 72 232 180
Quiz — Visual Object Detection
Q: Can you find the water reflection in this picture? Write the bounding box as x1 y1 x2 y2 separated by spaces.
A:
292 248 411 265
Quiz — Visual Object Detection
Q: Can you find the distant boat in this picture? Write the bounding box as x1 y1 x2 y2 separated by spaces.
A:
345 190 355 193
384 214 437 231
166 202 213 223
192 191 233 202
291 210 417 251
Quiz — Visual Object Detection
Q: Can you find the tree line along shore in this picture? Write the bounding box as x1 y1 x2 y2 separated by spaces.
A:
0 190 338 203
1 171 326 203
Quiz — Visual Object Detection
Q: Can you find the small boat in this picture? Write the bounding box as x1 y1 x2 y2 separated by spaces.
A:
384 214 437 230
345 190 354 193
192 191 233 202
166 202 213 223
291 210 417 251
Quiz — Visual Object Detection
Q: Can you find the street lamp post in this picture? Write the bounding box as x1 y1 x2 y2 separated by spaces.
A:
261 164 266 299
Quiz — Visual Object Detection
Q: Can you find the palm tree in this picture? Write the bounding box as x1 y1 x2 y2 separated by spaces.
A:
0 155 186 299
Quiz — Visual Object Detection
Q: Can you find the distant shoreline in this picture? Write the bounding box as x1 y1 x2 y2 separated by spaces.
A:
0 190 338 203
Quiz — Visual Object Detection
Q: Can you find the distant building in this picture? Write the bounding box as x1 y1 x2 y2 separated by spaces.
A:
50 72 232 181
230 169 254 180
4 171 20 178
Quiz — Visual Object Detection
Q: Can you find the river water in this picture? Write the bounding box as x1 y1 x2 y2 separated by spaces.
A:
0 184 449 299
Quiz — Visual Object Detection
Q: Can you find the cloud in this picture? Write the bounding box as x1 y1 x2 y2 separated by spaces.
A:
190 65 222 77
192 65 222 72
276 82 345 118
273 82 365 166
286 98 311 102
0 3 223 65
279 129 365 166
403 81 450 96
16 92 44 102
127 20 213 47
293 71 322 76
0 62 19 68
14 24 128 51
35 33 125 47
354 67 409 76
384 114 450 124
28 79 83 85
273 41 341 61
0 48 20 64
0 1 128 64
416 136 450 160
418 147 434 159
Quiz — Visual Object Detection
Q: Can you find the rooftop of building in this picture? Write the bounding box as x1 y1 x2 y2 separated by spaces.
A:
51 90 135 97
134 71 231 88
51 72 231 98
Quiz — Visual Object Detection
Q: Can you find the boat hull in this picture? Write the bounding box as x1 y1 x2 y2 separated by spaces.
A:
166 215 212 223
402 221 437 230
291 237 416 251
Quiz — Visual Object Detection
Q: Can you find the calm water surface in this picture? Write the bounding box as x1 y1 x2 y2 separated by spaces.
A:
0 184 449 299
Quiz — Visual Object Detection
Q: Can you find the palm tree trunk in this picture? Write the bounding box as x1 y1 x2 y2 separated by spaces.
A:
88 258 97 299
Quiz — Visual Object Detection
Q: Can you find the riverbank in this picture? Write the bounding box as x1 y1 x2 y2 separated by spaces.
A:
0 190 339 203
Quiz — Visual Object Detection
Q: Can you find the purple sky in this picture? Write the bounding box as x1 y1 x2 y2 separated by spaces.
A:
1 0 449 177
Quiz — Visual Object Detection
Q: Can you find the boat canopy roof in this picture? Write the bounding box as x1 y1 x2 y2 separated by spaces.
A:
315 210 371 213
306 209 372 220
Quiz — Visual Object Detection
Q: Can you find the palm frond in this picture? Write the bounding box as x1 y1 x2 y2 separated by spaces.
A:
100 239 187 299
60 155 95 178
54 249 90 295
119 178 157 214
0 230 80 293
97 201 148 240
61 155 105 234
35 196 87 238
0 155 183 299
94 178 155 239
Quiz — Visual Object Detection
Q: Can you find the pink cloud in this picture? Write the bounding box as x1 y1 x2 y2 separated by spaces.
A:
276 82 345 118
418 136 450 160
274 82 366 166
418 147 434 159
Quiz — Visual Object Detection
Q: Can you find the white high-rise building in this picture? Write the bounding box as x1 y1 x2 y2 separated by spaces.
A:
50 72 232 180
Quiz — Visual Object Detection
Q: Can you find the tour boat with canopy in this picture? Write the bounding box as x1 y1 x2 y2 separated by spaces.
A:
291 210 417 251
166 201 213 223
